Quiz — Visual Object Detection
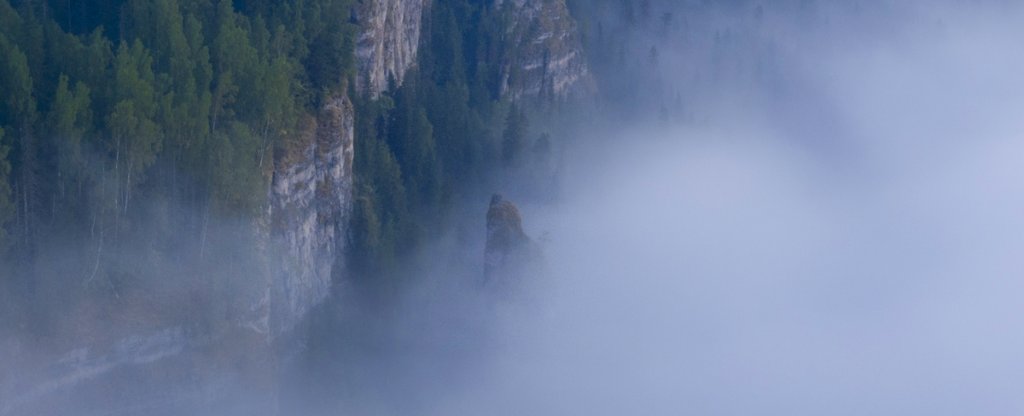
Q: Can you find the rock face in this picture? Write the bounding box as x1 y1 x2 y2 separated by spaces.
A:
355 0 429 96
484 194 541 285
497 0 592 100
264 95 355 337
352 0 589 101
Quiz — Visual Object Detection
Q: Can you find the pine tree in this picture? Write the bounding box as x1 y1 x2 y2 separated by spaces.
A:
502 103 527 167
46 74 91 202
109 39 161 217
0 127 14 252
0 31 40 249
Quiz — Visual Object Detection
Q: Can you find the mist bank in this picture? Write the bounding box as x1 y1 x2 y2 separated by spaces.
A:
277 1 1024 414
422 2 1024 415
4 0 1024 414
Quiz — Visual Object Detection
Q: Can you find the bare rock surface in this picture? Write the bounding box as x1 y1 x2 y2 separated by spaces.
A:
484 194 542 286
356 0 429 96
497 0 592 100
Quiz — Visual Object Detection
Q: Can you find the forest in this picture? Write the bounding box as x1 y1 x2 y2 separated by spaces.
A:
6 1 1022 415
0 0 540 329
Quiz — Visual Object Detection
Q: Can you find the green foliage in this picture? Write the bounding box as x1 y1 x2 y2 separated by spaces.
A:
0 0 366 278
0 0 547 298
207 121 264 214
0 127 12 251
46 75 92 197
346 0 530 283
209 0 254 130
386 78 441 213
350 95 410 277
0 32 36 128
502 103 528 167
348 185 381 276
0 28 40 247
108 40 162 214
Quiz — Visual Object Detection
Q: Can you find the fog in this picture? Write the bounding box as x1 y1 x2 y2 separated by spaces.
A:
7 1 1024 415
410 1 1024 415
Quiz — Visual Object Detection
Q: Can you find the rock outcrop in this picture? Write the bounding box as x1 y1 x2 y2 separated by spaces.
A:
484 194 541 286
353 0 590 101
262 95 355 337
497 0 592 100
355 0 429 96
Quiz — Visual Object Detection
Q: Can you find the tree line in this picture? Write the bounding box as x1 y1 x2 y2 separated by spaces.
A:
0 0 544 315
348 0 539 283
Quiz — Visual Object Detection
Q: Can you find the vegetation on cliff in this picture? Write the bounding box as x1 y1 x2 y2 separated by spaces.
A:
0 0 582 331
0 0 370 333
348 0 547 281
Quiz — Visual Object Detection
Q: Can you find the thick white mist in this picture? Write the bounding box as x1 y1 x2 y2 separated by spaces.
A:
432 2 1024 415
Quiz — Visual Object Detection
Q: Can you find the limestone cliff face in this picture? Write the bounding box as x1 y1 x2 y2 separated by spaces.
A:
352 0 589 100
355 0 429 96
263 95 355 337
497 0 591 100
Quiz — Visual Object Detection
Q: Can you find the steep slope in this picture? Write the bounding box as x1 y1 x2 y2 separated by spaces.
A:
355 0 430 96
354 0 591 100
263 95 355 337
1 0 595 412
497 0 591 100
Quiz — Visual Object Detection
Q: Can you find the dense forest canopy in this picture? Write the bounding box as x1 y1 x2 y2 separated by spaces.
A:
6 1 1024 415
0 0 543 334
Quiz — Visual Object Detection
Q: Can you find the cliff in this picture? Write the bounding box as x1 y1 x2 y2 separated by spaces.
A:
1 0 593 411
262 95 355 337
355 0 430 96
497 0 592 100
354 0 590 101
